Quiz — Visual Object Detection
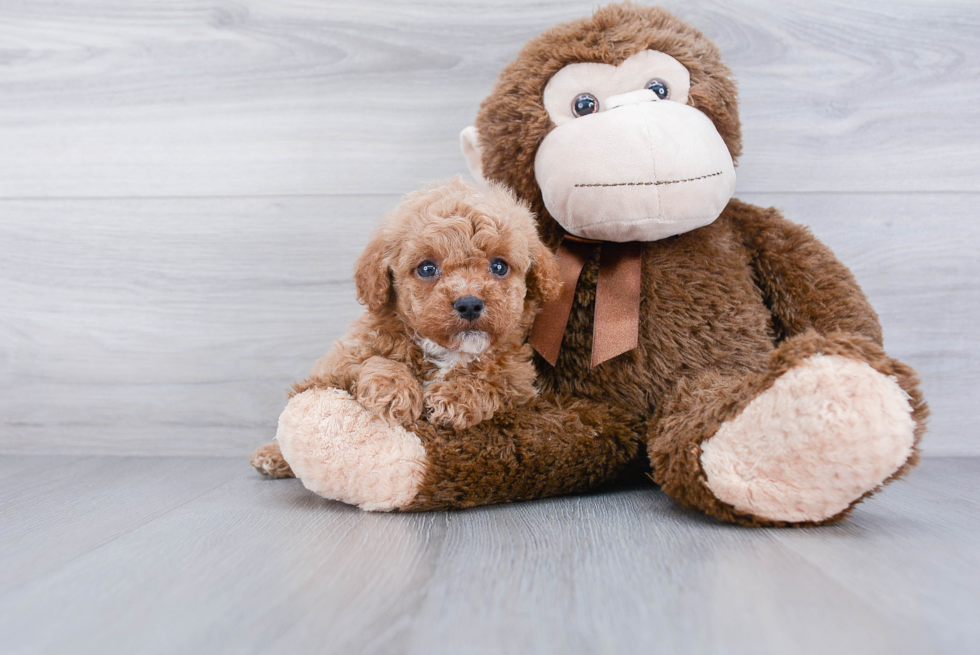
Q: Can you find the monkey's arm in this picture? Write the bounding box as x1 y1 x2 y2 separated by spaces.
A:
408 395 640 509
274 386 642 510
733 201 882 344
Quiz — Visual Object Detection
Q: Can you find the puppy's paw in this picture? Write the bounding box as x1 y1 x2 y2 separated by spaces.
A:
423 379 494 430
250 441 295 479
356 357 424 427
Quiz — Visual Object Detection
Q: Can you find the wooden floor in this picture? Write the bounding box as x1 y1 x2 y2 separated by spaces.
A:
2 456 977 655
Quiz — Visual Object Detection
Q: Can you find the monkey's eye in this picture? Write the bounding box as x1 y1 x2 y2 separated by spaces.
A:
571 93 599 117
489 258 509 277
416 261 439 279
645 78 670 100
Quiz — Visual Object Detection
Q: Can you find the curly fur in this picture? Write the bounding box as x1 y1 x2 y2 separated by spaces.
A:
252 177 561 478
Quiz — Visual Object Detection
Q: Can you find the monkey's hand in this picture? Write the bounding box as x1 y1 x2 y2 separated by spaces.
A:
355 356 424 427
424 376 501 430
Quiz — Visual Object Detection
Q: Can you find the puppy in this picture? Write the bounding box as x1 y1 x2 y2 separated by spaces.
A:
251 177 561 477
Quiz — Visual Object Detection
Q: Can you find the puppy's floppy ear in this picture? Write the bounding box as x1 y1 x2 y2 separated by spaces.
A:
527 240 562 304
354 232 392 312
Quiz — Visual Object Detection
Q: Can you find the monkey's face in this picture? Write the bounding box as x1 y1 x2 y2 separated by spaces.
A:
462 10 743 245
533 50 736 242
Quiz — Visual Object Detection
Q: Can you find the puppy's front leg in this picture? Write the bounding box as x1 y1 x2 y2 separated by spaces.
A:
356 356 424 427
424 375 503 431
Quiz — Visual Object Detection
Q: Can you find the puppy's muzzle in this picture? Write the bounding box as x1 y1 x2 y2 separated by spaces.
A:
453 295 484 322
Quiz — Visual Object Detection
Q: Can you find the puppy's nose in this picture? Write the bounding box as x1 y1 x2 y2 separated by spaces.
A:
453 295 484 322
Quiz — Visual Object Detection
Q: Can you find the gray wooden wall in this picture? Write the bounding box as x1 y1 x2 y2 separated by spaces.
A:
1 0 977 456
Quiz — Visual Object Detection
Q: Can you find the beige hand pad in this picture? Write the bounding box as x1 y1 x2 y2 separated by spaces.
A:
276 387 427 511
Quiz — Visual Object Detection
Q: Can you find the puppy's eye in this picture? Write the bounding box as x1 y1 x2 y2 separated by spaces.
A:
489 258 509 277
416 261 439 279
572 93 599 117
645 78 669 100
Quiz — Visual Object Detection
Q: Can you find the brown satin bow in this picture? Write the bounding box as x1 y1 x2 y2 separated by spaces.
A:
529 235 642 368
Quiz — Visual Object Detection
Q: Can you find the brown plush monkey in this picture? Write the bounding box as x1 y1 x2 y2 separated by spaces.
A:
268 3 927 527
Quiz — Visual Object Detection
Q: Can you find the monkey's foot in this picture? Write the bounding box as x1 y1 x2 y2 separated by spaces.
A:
699 354 916 523
275 387 427 511
250 441 295 478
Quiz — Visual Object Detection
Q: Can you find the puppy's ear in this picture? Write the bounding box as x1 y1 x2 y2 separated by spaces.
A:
527 240 562 304
354 232 392 312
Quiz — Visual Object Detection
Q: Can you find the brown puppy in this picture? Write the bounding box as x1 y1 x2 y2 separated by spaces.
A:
251 177 561 477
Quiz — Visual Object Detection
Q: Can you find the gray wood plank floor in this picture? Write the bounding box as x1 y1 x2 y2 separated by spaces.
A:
1 456 978 655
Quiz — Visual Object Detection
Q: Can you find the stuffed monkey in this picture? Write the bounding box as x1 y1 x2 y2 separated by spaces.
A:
263 3 927 527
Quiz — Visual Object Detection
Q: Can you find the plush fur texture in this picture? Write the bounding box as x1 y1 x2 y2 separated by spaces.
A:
252 177 561 479
257 3 928 527
276 387 427 511
475 2 741 248
699 354 916 523
463 3 925 525
405 394 642 510
648 330 926 526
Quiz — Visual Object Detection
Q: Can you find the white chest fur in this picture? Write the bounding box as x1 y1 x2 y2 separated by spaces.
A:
417 331 490 380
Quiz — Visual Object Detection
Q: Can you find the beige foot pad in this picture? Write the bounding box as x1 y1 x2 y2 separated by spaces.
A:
700 355 916 523
275 387 427 511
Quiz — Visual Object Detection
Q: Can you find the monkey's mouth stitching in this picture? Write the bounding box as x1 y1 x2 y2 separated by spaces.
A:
575 171 723 188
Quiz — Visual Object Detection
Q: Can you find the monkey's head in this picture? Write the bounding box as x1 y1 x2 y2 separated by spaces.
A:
461 3 741 245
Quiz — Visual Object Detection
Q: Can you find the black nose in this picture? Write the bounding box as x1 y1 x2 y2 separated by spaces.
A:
453 295 484 321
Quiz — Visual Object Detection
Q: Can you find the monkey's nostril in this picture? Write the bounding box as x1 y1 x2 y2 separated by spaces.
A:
453 295 484 321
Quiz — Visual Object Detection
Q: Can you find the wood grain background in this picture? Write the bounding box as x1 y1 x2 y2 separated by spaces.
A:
0 0 977 455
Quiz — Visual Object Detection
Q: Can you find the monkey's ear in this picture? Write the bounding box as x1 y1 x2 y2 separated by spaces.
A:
460 126 487 185
354 233 392 312
528 241 563 304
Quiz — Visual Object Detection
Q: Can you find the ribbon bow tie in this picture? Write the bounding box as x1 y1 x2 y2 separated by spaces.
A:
529 236 642 368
